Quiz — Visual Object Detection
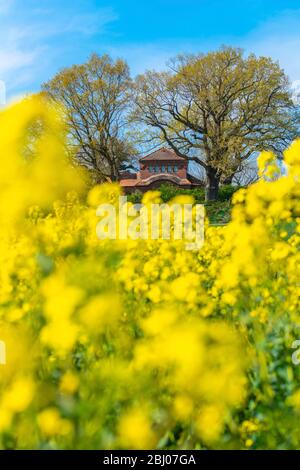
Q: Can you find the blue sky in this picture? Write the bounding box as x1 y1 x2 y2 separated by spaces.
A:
1 0 300 101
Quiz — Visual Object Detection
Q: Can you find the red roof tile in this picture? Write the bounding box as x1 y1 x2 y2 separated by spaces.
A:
120 179 139 187
140 147 186 162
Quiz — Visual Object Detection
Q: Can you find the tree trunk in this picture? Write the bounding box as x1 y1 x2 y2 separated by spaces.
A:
222 174 234 185
109 161 119 182
205 167 220 201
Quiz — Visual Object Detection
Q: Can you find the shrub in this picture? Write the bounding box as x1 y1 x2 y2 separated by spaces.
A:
0 97 300 450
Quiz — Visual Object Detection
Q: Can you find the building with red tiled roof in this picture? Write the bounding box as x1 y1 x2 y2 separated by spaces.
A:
120 147 203 193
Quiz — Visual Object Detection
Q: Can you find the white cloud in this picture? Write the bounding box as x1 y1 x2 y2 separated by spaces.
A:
291 79 300 104
7 7 118 41
0 49 38 75
106 43 178 76
1 3 300 98
0 23 40 94
0 79 6 105
0 3 117 96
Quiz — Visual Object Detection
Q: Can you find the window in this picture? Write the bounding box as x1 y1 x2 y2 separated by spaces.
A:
168 165 172 172
161 165 166 172
155 165 160 173
149 166 153 172
173 165 178 172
